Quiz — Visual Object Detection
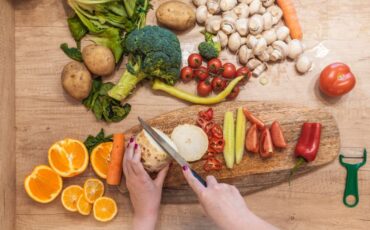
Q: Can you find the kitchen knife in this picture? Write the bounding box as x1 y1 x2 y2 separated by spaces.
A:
138 117 207 187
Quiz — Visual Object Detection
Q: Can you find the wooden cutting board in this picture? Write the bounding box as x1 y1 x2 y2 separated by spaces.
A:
124 101 340 203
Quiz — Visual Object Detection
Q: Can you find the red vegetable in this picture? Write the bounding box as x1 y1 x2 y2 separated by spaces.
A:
270 121 287 148
202 151 216 159
210 124 223 139
295 123 321 162
226 86 240 100
242 107 265 130
203 157 222 171
319 62 356 97
245 124 259 153
211 77 227 93
180 66 193 83
194 66 209 81
199 108 214 121
222 63 236 79
209 137 225 153
236 67 251 86
188 53 202 68
197 80 212 97
207 58 222 74
260 127 274 158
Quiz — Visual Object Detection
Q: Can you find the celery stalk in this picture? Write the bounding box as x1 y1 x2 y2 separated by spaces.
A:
235 107 246 164
223 111 235 169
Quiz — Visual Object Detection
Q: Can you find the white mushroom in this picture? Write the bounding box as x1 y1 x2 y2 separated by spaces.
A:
238 45 253 64
247 58 262 70
248 14 264 35
222 11 238 20
270 40 288 61
249 0 262 15
196 6 209 25
220 0 237 11
217 30 229 48
258 6 266 14
252 63 267 77
207 0 221 14
193 0 207 7
236 18 249 36
221 18 236 35
233 3 249 18
261 0 274 7
238 0 253 3
205 16 222 34
246 34 258 48
295 55 312 73
276 26 290 41
287 39 304 59
253 37 267 56
262 12 273 30
228 32 242 52
257 50 270 62
262 29 277 45
267 5 283 25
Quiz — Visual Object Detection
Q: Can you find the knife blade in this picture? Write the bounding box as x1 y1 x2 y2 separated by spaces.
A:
138 117 207 187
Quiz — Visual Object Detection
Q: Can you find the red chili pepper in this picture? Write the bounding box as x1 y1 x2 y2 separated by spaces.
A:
204 121 215 135
270 121 287 148
295 123 321 162
199 108 214 121
202 151 216 160
243 107 265 130
245 124 259 153
203 157 222 171
209 137 225 153
211 124 223 139
260 127 274 158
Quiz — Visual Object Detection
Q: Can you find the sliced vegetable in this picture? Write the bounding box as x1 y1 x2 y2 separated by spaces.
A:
235 107 246 164
203 158 222 171
223 111 235 169
107 133 125 185
270 121 287 148
242 107 265 130
199 108 214 121
211 124 223 139
260 127 274 158
245 124 259 153
209 137 225 153
84 129 113 153
276 0 303 40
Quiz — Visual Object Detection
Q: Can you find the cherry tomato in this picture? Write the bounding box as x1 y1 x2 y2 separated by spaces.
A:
211 77 227 93
236 67 251 85
319 62 356 97
197 80 212 97
209 137 225 153
194 66 209 81
260 127 274 158
188 53 203 68
199 108 214 121
222 63 236 79
270 121 287 148
203 157 222 171
226 86 240 100
180 66 193 83
210 124 223 139
207 58 222 74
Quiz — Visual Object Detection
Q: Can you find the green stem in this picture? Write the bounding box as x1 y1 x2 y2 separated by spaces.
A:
108 70 145 101
289 157 306 185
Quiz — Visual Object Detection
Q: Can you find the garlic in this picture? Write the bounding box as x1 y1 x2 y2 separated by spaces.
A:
233 3 249 18
207 0 221 14
196 6 209 25
261 0 274 7
228 32 242 52
193 0 207 7
222 11 238 21
267 5 282 25
249 0 262 15
295 55 312 73
220 0 237 11
262 29 276 45
205 16 222 34
253 37 267 56
257 50 270 62
276 26 290 41
248 14 264 35
238 45 253 64
262 12 273 30
270 40 288 61
217 30 229 48
287 39 304 59
246 34 258 48
247 58 262 70
252 63 267 77
221 18 236 35
236 18 249 36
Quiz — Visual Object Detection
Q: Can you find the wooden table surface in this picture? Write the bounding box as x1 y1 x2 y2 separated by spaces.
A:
1 0 370 229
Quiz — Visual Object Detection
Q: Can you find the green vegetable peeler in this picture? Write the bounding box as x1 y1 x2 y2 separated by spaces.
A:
339 148 367 208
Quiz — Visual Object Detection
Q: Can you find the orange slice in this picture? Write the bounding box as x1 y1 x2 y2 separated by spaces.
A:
77 195 92 215
24 165 63 203
48 138 89 177
61 185 83 212
93 197 118 222
90 142 113 179
83 178 104 203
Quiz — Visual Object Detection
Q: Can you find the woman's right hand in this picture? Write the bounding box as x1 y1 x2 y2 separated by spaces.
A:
182 166 277 230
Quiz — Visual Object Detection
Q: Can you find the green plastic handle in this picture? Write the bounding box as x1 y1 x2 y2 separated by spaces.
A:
339 149 367 208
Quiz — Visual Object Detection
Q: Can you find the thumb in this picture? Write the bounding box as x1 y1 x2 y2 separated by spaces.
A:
154 164 170 187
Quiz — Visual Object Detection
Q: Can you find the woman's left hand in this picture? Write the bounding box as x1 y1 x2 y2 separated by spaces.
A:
123 137 170 230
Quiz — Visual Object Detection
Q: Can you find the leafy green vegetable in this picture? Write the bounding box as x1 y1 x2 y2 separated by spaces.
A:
84 129 113 153
83 78 131 122
60 43 83 62
108 26 182 101
198 32 221 60
67 15 88 41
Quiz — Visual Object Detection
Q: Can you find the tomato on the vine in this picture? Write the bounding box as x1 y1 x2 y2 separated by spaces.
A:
180 66 193 83
188 53 202 68
207 58 222 74
227 86 240 100
222 63 236 79
194 66 209 81
197 80 212 97
211 77 227 93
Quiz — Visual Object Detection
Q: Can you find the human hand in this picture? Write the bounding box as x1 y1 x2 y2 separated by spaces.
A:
182 166 277 230
123 137 169 230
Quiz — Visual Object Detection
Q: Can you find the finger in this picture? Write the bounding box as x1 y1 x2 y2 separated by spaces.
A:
125 138 135 161
182 166 205 196
206 175 218 187
154 164 170 187
129 144 147 176
123 137 135 176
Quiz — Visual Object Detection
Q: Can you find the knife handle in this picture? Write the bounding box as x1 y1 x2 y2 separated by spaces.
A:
191 169 207 187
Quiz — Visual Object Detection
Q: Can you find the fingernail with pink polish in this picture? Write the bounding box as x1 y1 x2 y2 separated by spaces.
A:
134 143 138 150
182 165 188 171
130 137 134 142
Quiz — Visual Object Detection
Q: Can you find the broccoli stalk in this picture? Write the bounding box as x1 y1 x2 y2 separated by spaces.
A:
198 32 221 60
108 26 182 101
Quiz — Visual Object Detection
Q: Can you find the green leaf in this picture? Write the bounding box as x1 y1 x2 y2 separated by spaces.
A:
67 15 88 41
84 129 113 153
60 43 83 62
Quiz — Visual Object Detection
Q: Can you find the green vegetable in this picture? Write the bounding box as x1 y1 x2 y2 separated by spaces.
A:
198 32 221 60
235 107 246 164
60 43 83 62
152 76 243 105
84 129 113 153
67 15 88 42
223 111 235 169
108 26 182 101
83 78 131 122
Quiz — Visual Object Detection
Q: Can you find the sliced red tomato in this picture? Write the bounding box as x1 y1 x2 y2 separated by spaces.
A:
198 108 214 121
209 137 225 153
203 157 222 171
202 151 216 160
203 121 215 135
210 124 223 139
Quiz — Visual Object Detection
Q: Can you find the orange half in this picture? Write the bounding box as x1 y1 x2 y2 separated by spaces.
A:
91 142 113 179
93 197 117 222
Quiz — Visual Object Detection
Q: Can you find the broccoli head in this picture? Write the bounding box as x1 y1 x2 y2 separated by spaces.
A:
198 32 221 60
108 26 182 101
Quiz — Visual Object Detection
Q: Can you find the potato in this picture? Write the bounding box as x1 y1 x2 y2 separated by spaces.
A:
82 44 115 76
156 1 196 31
61 61 92 101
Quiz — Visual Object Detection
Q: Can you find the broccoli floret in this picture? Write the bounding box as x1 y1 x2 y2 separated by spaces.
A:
108 26 182 101
198 32 221 60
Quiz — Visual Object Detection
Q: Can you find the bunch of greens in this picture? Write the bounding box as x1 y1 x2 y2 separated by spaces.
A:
84 129 112 153
83 78 131 122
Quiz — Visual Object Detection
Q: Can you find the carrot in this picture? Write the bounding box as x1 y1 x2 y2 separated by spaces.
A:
107 133 125 185
276 0 303 40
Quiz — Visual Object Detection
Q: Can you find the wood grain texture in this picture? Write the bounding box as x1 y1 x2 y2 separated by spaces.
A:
123 101 340 202
13 0 370 229
0 0 15 230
